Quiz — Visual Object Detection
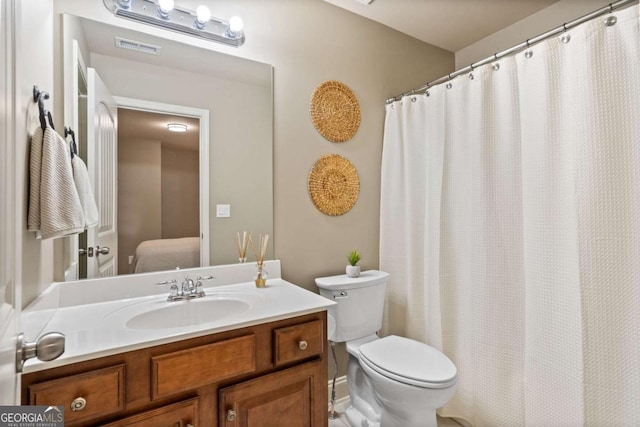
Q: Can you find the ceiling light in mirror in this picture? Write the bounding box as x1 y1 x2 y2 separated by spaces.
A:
167 123 188 132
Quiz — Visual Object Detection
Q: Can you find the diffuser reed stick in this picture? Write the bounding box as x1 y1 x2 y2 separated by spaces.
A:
248 233 269 266
249 233 269 288
235 231 249 262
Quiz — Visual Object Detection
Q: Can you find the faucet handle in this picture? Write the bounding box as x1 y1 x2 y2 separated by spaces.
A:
194 276 213 298
155 279 177 286
194 281 205 298
169 283 180 298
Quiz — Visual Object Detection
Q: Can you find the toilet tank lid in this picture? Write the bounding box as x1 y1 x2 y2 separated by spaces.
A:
315 270 389 290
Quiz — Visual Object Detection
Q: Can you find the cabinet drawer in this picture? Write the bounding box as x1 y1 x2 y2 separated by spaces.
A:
152 334 256 399
273 320 323 366
102 397 198 427
28 364 125 425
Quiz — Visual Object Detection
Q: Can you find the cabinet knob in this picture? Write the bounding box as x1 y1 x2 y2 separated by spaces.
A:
70 396 87 411
226 409 237 422
186 424 194 427
298 340 308 350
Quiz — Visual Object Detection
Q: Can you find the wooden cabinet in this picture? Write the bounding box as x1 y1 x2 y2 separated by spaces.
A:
21 312 327 427
102 398 198 427
219 360 323 427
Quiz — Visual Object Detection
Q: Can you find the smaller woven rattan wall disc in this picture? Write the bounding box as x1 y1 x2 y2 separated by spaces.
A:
310 81 361 143
308 154 359 216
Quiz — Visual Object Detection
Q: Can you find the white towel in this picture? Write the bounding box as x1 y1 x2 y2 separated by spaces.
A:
72 155 99 229
27 126 44 232
39 127 85 239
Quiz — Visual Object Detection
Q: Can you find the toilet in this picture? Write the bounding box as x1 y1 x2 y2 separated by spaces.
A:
316 270 457 427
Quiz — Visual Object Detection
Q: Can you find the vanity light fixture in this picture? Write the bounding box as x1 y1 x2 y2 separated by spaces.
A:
103 0 245 47
167 123 188 132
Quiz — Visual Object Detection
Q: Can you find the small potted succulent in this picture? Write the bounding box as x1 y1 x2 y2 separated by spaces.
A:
346 250 361 278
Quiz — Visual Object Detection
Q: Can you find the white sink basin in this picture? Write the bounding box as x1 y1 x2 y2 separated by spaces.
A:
104 291 266 330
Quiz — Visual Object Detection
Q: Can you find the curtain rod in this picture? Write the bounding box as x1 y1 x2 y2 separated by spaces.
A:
386 0 638 104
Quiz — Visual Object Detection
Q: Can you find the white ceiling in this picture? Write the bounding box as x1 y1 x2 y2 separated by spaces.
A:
81 18 272 87
323 0 560 52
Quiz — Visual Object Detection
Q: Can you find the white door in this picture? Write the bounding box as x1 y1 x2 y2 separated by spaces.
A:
87 68 118 278
0 0 17 402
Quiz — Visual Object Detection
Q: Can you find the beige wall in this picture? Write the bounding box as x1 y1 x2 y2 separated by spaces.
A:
455 0 607 68
117 138 162 274
18 1 55 307
161 147 199 239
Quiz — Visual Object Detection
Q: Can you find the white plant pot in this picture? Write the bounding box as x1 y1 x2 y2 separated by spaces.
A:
346 265 361 278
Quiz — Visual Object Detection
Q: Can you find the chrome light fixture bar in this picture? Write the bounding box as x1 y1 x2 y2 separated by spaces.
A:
103 0 245 47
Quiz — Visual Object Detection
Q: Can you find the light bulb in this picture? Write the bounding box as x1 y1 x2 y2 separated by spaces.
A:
158 0 174 14
195 5 211 28
196 5 211 24
229 16 243 33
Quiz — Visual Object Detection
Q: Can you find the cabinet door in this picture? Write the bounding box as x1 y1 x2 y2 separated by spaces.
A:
102 398 198 427
219 360 324 427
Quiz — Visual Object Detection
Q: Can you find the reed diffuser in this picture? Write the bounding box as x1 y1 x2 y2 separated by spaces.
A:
235 231 249 263
249 233 269 288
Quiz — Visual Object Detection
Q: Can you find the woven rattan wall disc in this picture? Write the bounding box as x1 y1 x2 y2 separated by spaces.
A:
310 81 361 143
308 154 359 216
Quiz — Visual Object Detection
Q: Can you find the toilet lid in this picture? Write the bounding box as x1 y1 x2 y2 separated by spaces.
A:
359 335 457 388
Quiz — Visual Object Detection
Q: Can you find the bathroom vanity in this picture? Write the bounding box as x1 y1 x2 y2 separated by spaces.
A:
19 261 333 427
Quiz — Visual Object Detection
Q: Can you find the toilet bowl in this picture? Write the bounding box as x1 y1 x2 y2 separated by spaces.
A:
355 335 457 427
315 271 458 427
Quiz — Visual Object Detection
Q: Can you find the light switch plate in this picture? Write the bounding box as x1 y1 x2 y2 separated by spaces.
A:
216 204 231 218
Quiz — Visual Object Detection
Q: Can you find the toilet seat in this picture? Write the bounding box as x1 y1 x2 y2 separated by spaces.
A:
358 335 457 389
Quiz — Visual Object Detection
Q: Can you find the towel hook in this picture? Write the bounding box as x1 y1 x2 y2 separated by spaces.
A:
33 86 50 131
64 127 77 159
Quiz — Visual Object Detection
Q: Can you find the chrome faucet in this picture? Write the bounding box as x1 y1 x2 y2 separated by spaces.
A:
182 277 195 295
155 276 211 302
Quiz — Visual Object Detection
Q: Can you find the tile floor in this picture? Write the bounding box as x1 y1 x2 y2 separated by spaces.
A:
328 414 462 427
328 402 463 427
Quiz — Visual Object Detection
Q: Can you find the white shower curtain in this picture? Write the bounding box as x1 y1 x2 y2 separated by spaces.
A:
380 5 640 426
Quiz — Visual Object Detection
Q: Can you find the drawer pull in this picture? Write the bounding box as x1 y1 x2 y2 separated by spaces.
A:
226 409 237 422
70 396 87 411
298 340 308 350
186 424 194 427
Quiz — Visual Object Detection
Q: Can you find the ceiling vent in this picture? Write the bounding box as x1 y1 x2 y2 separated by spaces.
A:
114 37 161 55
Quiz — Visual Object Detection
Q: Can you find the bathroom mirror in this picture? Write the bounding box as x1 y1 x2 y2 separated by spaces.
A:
58 14 273 280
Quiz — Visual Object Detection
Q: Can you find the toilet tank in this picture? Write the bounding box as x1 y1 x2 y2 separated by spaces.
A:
315 270 389 342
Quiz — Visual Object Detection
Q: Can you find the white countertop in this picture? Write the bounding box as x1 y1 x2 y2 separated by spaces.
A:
21 262 335 373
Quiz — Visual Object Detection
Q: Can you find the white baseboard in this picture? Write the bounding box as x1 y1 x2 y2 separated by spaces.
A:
328 375 349 408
